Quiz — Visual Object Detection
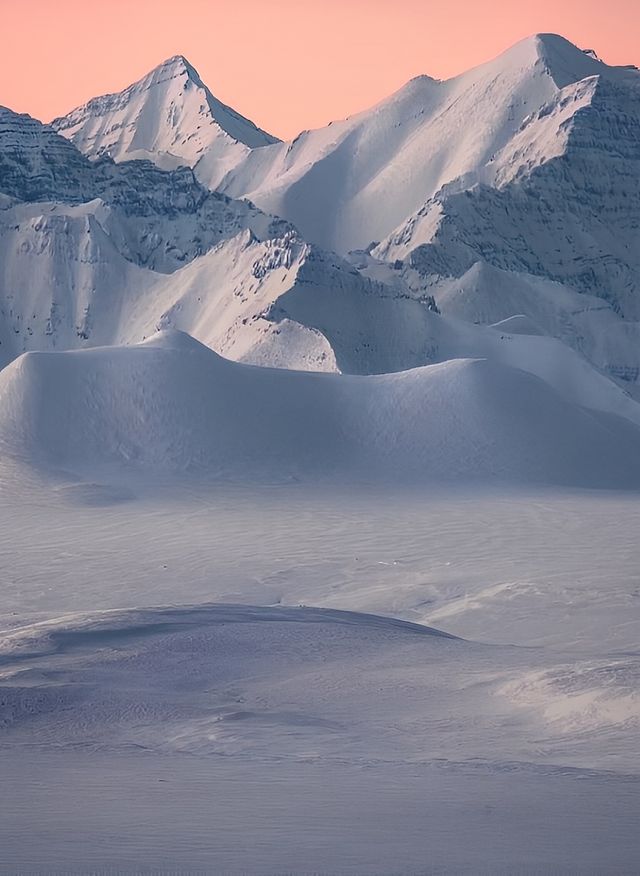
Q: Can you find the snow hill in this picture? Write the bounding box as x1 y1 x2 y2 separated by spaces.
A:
4 600 638 873
1 329 639 488
51 55 278 186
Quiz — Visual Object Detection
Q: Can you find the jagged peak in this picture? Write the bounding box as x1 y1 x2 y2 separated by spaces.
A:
52 54 279 150
355 33 612 125
140 53 206 90
486 32 635 88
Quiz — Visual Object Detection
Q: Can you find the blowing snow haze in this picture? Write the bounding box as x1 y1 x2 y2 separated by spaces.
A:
1 29 640 876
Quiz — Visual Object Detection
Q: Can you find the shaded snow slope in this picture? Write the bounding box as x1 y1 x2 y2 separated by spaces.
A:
428 262 640 387
52 56 278 187
0 205 427 372
6 196 640 416
1 330 639 488
1 602 636 776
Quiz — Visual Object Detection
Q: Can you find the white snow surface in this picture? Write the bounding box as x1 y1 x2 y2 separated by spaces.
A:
1 476 639 874
1 329 640 489
39 33 640 391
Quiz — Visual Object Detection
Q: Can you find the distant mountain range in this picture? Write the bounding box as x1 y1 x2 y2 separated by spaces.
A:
1 33 639 486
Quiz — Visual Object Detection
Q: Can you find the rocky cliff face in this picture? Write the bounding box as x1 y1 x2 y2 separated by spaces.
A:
0 106 290 273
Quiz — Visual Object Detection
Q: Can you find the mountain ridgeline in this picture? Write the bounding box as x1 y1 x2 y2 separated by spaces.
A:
1 33 640 485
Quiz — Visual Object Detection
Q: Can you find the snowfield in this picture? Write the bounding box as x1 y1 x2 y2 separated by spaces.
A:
1 28 640 876
1 477 639 873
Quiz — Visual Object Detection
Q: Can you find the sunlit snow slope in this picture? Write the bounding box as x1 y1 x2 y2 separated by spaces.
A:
216 35 639 253
51 56 278 185
45 34 640 390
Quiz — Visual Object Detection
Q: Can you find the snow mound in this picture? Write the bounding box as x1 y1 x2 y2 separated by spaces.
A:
1 330 639 488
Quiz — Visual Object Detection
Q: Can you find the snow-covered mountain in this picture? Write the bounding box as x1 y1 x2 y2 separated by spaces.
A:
374 70 640 312
55 35 635 255
6 174 640 419
0 108 399 370
214 34 638 253
2 33 640 483
0 105 447 374
46 35 640 389
51 55 278 186
5 32 640 875
0 105 289 269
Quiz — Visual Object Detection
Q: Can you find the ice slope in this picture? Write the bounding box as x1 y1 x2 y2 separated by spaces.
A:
215 34 638 252
51 55 278 186
1 329 639 488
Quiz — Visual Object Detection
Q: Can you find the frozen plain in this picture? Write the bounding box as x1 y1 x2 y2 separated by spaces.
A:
1 457 639 874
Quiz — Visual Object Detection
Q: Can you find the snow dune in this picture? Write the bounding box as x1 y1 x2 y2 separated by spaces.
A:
1 329 639 488
1 601 638 874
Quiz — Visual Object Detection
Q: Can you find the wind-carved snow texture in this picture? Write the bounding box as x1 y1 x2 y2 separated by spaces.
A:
2 32 640 875
1 488 639 874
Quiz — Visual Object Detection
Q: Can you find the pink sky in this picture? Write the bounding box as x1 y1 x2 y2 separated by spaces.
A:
2 0 638 139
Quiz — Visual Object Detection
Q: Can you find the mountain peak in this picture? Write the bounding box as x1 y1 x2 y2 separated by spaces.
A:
152 54 203 84
52 55 279 178
494 32 631 87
